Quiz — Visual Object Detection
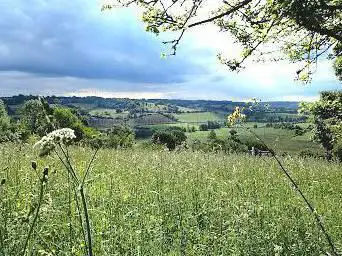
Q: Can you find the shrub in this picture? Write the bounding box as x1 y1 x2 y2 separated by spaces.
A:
229 129 237 136
21 99 54 136
299 149 323 159
104 126 135 149
199 124 208 131
208 130 217 140
207 121 221 129
334 143 342 162
152 127 187 150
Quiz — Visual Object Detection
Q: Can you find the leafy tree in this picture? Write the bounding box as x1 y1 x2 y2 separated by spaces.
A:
0 100 10 131
207 121 221 129
0 100 30 143
21 99 54 136
54 107 80 129
300 91 342 160
53 107 95 141
313 119 334 160
152 127 187 150
101 125 135 149
105 0 342 81
0 100 12 142
199 124 208 131
208 130 217 140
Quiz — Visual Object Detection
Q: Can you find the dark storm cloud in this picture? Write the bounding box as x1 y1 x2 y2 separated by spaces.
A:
0 0 340 100
0 0 208 83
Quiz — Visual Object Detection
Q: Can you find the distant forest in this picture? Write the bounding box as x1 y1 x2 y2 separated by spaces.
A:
1 95 299 115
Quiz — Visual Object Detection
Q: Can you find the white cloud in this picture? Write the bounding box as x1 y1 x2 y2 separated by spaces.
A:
67 88 170 99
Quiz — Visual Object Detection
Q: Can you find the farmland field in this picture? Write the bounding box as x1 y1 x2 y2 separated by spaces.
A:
89 109 129 119
0 143 341 255
174 112 225 123
186 123 321 154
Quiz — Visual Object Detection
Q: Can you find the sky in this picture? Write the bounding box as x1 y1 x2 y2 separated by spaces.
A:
0 0 340 101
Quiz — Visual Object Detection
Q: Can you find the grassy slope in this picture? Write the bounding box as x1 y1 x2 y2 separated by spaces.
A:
187 125 322 154
0 144 341 255
174 112 225 122
89 108 129 118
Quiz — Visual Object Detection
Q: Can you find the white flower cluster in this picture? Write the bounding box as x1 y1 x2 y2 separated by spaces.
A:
34 128 76 154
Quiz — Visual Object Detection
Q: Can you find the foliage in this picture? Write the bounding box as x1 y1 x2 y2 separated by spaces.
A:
0 100 12 142
97 125 135 149
333 43 342 81
300 91 342 160
106 0 342 82
0 100 10 130
21 99 54 137
199 124 208 131
53 107 97 141
0 100 29 143
208 130 217 140
333 142 342 162
152 127 187 150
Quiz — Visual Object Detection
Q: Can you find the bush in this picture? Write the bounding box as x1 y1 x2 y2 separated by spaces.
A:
208 130 217 140
299 149 323 159
207 121 221 129
334 143 342 162
104 126 135 149
152 127 187 150
229 129 237 136
199 124 208 131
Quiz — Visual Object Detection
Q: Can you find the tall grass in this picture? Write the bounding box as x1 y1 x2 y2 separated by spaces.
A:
0 143 341 255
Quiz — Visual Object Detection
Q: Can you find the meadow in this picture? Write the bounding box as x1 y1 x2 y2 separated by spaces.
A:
1 143 341 255
186 124 321 154
174 112 225 123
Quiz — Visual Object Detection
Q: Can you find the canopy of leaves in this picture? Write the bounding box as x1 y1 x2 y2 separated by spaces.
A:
21 99 54 136
0 100 10 130
300 91 342 159
152 126 187 150
106 0 342 82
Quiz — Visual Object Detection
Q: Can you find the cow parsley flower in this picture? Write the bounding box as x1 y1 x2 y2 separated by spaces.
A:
34 128 76 156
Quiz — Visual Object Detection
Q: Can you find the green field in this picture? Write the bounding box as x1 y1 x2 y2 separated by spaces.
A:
186 124 322 154
174 112 225 123
89 108 129 118
1 144 341 255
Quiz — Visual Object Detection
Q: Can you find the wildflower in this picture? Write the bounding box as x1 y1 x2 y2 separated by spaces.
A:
34 128 76 156
228 106 246 125
274 244 283 255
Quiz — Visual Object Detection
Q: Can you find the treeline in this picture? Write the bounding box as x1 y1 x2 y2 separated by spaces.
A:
0 98 135 149
265 122 309 136
2 95 300 116
248 112 307 123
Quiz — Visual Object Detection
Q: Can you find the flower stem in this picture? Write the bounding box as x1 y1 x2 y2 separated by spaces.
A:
79 187 93 256
249 129 340 256
21 179 45 255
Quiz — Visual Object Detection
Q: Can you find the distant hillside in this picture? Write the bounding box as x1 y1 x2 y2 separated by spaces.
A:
1 95 300 116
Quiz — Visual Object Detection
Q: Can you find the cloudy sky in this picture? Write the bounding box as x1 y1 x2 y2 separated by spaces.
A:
0 0 340 101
